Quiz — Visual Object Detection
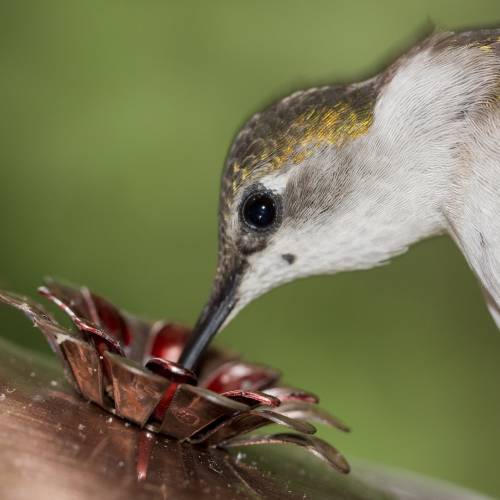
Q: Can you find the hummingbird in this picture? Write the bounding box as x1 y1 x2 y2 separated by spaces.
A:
179 29 500 371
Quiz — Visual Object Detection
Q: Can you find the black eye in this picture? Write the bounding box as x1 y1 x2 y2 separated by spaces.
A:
241 191 278 231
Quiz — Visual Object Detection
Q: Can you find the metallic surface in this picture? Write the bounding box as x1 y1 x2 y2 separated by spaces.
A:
0 338 492 500
62 336 105 406
0 283 353 466
158 384 247 439
106 352 169 427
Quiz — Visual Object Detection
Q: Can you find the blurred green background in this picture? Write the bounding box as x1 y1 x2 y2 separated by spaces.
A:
0 0 500 497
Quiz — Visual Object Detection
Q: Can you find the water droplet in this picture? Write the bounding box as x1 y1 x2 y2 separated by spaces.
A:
118 461 125 468
50 380 58 387
78 424 86 431
30 372 36 378
106 417 113 424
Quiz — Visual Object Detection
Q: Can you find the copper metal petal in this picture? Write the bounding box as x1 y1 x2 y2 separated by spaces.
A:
160 383 249 439
60 335 106 406
41 279 159 362
221 390 281 408
200 360 281 393
195 350 240 383
39 283 125 356
0 289 53 323
149 322 191 363
85 325 126 358
264 386 319 404
40 279 132 346
90 293 132 346
104 351 169 426
145 357 197 385
221 432 351 474
0 290 81 391
275 402 350 432
190 408 316 445
38 280 93 322
122 314 156 364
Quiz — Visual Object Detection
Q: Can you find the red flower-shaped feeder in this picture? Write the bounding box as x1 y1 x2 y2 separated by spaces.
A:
0 279 350 473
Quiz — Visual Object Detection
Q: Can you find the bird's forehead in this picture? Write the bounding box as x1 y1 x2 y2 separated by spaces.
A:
220 84 376 205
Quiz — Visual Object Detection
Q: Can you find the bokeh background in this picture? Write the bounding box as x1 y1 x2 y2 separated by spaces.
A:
1 0 500 497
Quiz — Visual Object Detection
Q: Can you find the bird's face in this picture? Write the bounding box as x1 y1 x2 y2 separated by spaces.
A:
178 84 380 370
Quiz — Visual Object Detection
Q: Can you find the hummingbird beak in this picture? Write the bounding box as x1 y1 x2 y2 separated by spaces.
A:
178 259 244 372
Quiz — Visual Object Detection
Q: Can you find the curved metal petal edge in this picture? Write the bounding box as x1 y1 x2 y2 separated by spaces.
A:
221 432 351 474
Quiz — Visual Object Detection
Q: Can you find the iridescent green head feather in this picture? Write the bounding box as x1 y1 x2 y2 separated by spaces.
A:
222 84 377 203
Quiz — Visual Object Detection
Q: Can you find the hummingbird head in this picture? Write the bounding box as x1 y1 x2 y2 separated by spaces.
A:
179 82 383 370
179 30 500 370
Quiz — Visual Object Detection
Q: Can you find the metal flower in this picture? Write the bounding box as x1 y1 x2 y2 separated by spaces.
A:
0 279 350 473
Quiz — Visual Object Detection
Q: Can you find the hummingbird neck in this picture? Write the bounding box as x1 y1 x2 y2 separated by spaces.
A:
363 34 500 244
276 39 500 275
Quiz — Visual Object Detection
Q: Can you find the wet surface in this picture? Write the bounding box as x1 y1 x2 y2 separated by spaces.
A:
0 338 493 500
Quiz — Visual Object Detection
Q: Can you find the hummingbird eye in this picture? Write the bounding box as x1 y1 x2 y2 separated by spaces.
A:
241 190 278 231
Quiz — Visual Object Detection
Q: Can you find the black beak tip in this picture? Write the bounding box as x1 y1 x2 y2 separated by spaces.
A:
178 291 237 372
